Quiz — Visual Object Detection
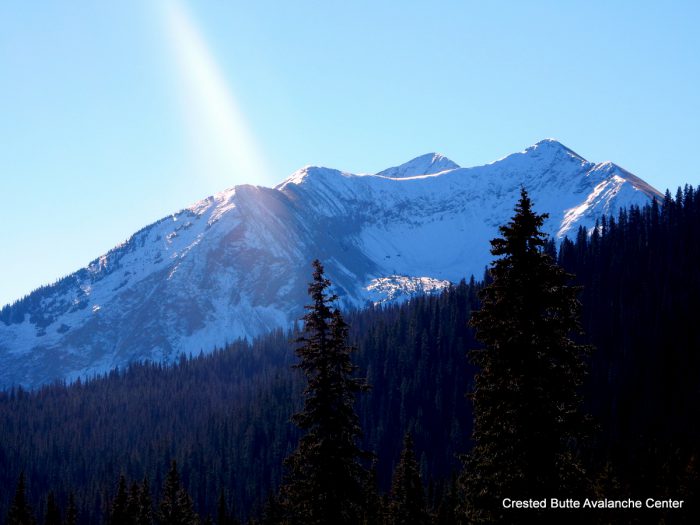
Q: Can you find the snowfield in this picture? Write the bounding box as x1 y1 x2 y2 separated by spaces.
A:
0 140 661 387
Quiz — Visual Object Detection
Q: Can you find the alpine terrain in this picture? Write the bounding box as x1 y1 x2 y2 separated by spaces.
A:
0 139 661 388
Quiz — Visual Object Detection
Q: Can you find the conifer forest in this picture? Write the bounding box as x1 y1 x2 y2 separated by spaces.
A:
2 187 700 524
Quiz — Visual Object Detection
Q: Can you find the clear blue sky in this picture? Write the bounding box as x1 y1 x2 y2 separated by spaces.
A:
1 0 699 306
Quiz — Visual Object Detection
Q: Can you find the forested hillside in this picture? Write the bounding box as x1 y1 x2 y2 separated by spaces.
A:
560 186 700 503
1 186 699 524
0 283 479 523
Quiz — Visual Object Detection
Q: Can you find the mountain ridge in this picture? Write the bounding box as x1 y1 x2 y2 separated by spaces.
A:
0 140 662 387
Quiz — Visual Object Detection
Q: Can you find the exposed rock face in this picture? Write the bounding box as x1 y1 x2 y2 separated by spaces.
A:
0 140 661 387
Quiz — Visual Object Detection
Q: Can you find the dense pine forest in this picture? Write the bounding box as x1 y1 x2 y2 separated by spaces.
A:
1 186 700 524
0 270 479 524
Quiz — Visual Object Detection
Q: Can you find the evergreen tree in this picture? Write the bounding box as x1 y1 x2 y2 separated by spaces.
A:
176 490 197 525
126 481 141 524
7 472 35 525
109 475 130 525
387 434 430 525
362 461 381 525
137 477 153 525
278 260 370 524
157 461 198 525
216 489 238 525
217 490 229 525
44 492 61 525
64 493 78 525
435 475 459 525
460 188 590 524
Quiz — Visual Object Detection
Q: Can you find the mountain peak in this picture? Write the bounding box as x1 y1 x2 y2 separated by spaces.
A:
375 153 460 179
0 141 663 388
274 165 345 192
523 139 587 162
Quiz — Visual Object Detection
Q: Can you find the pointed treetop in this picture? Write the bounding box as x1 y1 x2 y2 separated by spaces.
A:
7 472 35 525
389 432 430 525
490 187 549 260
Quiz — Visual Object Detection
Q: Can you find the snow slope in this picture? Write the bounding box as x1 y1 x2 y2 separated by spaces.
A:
0 140 661 387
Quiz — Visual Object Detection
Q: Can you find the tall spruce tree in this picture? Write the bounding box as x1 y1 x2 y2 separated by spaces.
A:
7 472 35 525
278 259 370 525
216 489 238 525
387 434 430 525
44 492 61 525
126 481 141 524
435 475 459 525
137 477 153 525
65 493 78 525
460 188 590 524
157 461 198 525
109 475 130 525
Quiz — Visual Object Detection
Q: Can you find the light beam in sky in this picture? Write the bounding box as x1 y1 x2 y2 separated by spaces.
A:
162 0 269 186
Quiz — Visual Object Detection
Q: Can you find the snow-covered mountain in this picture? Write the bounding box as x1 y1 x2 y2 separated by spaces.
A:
0 139 661 388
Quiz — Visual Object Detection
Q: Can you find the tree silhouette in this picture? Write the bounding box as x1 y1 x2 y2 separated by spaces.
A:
136 477 153 525
7 472 35 525
109 475 130 525
64 493 78 525
461 188 590 524
387 434 430 525
157 461 198 525
278 260 370 524
44 492 61 525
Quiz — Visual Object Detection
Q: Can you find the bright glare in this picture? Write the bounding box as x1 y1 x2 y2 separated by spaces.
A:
163 0 269 186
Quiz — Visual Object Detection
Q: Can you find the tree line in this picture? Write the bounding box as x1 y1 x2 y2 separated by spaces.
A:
2 186 700 523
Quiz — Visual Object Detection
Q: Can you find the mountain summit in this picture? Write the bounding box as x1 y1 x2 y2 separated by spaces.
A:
0 140 661 387
375 153 460 178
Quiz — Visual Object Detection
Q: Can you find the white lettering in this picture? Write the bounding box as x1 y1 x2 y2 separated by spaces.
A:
501 499 547 509
646 499 684 509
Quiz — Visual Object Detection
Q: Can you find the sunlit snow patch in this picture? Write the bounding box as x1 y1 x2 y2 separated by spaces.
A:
365 275 451 305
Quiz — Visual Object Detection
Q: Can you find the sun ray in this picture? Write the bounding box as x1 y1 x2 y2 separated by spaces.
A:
162 0 269 186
